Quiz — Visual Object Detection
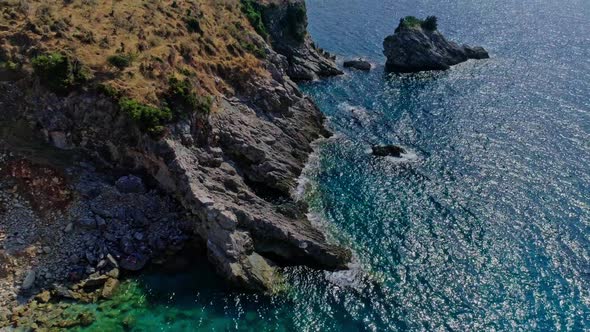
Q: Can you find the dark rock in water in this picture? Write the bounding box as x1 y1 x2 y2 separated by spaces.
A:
115 175 145 194
383 17 489 73
343 59 372 71
372 145 407 158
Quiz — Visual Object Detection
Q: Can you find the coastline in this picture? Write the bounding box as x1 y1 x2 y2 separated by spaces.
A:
0 0 351 329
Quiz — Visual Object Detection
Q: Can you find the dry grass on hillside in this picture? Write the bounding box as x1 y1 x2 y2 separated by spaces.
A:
0 0 269 105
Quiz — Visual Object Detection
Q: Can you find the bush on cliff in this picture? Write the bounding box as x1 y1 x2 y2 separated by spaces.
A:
32 52 89 94
422 16 438 31
395 16 438 32
107 54 134 70
185 16 202 33
241 0 268 39
286 6 306 42
119 98 172 137
165 77 212 117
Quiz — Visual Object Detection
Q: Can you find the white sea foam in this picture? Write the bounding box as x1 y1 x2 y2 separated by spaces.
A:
337 102 372 124
364 146 420 163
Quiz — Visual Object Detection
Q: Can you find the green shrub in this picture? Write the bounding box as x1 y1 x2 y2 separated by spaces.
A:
395 16 439 32
422 16 438 31
241 41 266 59
0 61 18 71
185 17 201 33
32 52 89 94
96 83 121 99
119 98 172 136
166 77 212 116
107 54 133 70
286 6 306 42
395 16 423 32
241 0 268 39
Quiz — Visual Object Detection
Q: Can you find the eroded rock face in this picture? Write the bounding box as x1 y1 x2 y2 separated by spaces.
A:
0 33 351 294
383 24 489 73
257 0 343 81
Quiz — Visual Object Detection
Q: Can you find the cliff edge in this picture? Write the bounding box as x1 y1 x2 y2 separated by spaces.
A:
0 0 350 318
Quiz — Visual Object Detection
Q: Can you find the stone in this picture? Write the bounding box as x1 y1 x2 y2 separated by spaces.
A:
115 175 145 194
22 270 36 290
64 222 74 233
95 216 107 229
106 268 119 279
106 254 119 268
49 131 69 149
372 145 407 157
343 59 372 71
78 217 96 229
119 254 148 271
383 17 489 72
97 260 107 269
35 290 51 303
101 278 119 299
80 274 109 288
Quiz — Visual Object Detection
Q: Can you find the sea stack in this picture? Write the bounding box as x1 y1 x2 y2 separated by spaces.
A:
383 16 489 73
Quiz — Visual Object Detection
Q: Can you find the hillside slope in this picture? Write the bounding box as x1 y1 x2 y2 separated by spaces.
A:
0 0 349 327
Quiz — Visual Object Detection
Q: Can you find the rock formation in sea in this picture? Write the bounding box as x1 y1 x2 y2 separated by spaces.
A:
343 59 372 71
383 16 489 73
372 145 407 158
0 0 350 328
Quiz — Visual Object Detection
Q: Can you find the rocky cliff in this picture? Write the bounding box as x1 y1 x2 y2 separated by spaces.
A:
0 0 350 313
255 0 343 81
383 16 489 73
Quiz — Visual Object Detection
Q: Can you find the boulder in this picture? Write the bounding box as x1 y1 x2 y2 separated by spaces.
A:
372 145 406 158
119 253 148 271
22 270 36 290
343 59 372 71
383 16 489 73
101 278 119 299
115 175 145 194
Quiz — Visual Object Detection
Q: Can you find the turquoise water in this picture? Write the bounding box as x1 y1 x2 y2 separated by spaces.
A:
77 0 590 330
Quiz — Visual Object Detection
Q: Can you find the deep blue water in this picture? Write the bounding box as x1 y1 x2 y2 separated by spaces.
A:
78 0 590 330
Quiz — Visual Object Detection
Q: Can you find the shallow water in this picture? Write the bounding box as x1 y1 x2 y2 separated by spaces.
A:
75 0 590 330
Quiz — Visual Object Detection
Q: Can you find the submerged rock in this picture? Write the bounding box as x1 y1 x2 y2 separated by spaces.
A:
343 59 372 71
372 145 407 158
383 16 489 73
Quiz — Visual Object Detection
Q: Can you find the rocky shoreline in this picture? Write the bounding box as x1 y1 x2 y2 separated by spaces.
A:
0 145 194 328
0 0 350 329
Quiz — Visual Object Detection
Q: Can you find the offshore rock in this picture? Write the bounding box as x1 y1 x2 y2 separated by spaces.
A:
372 145 406 158
383 19 489 72
343 59 372 71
